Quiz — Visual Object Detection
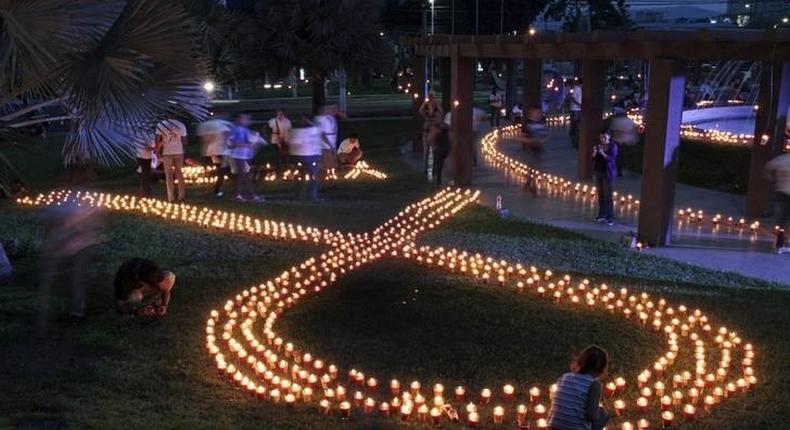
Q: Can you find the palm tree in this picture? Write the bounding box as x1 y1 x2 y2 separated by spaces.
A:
249 0 392 113
0 0 209 168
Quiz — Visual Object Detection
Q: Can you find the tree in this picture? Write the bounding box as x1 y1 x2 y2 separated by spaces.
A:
0 0 209 167
249 0 392 113
544 0 631 31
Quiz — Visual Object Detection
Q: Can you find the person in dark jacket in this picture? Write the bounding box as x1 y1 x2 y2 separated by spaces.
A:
593 129 618 225
114 258 175 316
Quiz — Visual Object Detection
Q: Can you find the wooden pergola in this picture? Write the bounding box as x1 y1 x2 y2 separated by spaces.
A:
409 29 790 246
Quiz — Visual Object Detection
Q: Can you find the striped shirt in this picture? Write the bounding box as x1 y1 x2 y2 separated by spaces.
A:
548 372 596 430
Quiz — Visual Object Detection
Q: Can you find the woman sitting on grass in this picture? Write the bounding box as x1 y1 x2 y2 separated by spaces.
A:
547 346 609 430
114 258 175 316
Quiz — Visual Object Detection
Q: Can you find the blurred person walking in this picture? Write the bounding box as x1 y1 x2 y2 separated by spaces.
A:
569 79 582 146
488 87 503 127
289 119 323 201
136 136 155 197
155 118 188 203
315 105 340 177
197 118 233 197
605 107 638 177
229 113 266 203
419 92 444 176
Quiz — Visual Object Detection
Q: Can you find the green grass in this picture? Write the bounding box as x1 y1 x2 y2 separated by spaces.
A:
0 118 788 430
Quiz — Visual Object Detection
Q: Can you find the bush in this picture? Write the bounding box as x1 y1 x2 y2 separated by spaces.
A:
621 138 751 194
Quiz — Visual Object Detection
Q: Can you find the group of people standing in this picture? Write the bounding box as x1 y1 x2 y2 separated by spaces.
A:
136 105 363 203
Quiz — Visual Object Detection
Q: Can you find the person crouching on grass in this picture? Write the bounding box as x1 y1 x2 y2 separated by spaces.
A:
337 133 363 166
114 258 175 316
547 346 610 430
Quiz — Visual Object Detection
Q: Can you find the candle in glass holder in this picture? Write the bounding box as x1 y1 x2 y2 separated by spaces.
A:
320 399 332 415
683 404 696 421
285 393 296 408
672 390 683 406
537 418 548 429
379 401 391 417
400 404 412 421
418 404 430 421
637 396 649 413
433 383 445 398
391 379 401 395
414 393 426 408
654 381 666 397
530 386 541 402
516 404 528 422
493 406 505 424
468 411 480 428
637 419 649 430
549 384 558 400
431 407 442 425
534 403 547 419
622 422 634 430
340 401 352 419
455 386 466 402
605 382 617 398
481 388 492 404
661 411 674 428
367 377 377 392
660 395 672 411
614 399 626 416
615 377 626 394
503 384 515 401
364 397 375 413
703 395 715 412
354 391 364 406
270 389 282 404
411 380 421 395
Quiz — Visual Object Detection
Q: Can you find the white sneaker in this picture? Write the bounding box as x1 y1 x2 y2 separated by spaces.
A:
777 247 790 255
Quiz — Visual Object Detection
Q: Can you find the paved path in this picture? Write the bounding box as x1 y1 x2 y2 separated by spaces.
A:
404 125 790 285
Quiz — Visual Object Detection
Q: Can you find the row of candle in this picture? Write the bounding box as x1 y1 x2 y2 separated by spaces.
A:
483 124 781 240
180 161 387 185
18 188 758 428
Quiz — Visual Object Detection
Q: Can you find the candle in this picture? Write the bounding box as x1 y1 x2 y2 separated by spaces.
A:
430 407 442 425
661 410 673 428
284 393 296 408
410 380 421 395
637 396 648 413
534 403 547 419
493 406 505 424
455 386 466 402
390 379 401 395
683 404 696 421
615 377 626 394
367 377 377 391
516 404 528 422
481 388 492 404
637 419 650 429
614 399 626 416
622 422 634 430
379 401 390 417
340 401 351 419
468 411 480 427
537 418 548 429
303 387 314 402
503 384 515 401
400 404 412 421
660 395 672 411
529 386 541 402
418 404 429 421
320 399 332 415
364 397 375 413
433 383 444 397
605 382 617 398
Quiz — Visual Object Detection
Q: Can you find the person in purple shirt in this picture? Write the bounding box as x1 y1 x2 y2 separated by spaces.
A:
593 129 618 225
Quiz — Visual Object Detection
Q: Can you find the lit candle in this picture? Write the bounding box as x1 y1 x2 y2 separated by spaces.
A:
637 396 648 413
534 403 547 419
320 399 331 415
340 401 351 419
418 404 429 421
529 386 541 402
503 384 515 401
615 377 626 394
468 411 480 428
637 418 650 429
481 388 492 404
379 401 391 417
683 404 696 421
537 418 548 429
662 410 674 428
400 404 412 421
284 393 296 408
390 379 401 395
493 406 505 424
430 407 442 425
622 422 634 430
605 382 617 398
614 399 626 416
516 404 528 422
455 386 466 402
410 380 421 395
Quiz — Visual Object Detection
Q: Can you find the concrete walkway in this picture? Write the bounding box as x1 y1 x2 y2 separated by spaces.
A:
404 126 790 285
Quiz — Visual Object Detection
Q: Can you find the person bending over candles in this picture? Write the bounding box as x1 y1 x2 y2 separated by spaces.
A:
337 133 363 166
114 258 175 316
547 346 609 430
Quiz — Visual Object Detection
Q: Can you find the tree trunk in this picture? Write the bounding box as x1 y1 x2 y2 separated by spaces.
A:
311 72 326 115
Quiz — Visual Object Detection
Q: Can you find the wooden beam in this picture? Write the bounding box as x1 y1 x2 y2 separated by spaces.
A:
746 62 790 217
578 61 607 179
638 59 686 247
412 55 426 153
450 51 475 186
523 59 543 111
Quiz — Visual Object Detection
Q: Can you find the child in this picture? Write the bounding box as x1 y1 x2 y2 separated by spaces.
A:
547 346 609 430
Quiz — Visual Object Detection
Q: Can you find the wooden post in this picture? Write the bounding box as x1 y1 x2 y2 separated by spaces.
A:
505 60 517 112
638 59 686 247
412 55 427 153
578 60 606 179
746 61 790 217
440 57 452 113
523 59 542 110
451 50 475 186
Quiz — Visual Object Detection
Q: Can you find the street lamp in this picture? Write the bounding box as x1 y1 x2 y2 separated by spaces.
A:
203 81 216 93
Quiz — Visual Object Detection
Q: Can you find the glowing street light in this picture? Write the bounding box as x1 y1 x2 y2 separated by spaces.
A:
203 81 216 93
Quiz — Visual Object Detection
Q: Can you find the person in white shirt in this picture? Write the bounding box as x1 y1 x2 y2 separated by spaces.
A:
197 118 233 197
337 133 362 166
154 119 188 203
511 103 524 124
229 113 266 203
569 79 583 145
488 87 503 127
136 136 155 197
288 121 323 201
314 105 339 176
268 109 292 171
765 150 790 254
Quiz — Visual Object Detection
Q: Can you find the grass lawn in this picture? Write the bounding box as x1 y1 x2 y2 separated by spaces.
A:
1 118 789 430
